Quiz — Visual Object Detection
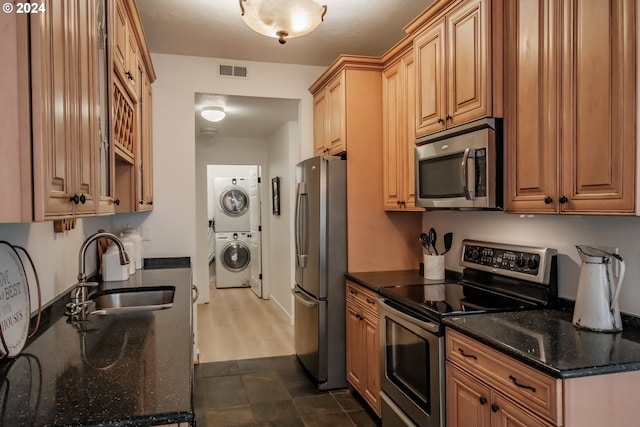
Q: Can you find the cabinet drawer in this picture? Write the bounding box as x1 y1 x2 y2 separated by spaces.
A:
346 281 378 315
446 328 562 425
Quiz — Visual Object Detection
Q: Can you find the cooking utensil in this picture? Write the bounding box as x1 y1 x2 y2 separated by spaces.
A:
428 228 438 255
442 232 453 255
419 233 430 254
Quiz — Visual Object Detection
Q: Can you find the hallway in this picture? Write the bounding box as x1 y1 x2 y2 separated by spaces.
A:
197 285 295 363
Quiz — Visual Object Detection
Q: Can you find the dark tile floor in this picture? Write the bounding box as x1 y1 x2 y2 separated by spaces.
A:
194 355 382 426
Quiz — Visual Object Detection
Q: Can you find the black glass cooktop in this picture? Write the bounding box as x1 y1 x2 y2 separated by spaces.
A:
379 281 537 321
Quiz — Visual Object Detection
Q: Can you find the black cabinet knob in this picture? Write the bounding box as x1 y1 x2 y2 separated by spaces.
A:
559 196 568 204
479 397 487 405
69 194 79 204
544 196 553 204
437 117 444 124
114 198 120 206
79 194 86 204
491 404 499 413
446 115 452 121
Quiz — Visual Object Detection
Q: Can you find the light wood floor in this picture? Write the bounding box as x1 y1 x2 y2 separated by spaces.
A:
196 284 295 363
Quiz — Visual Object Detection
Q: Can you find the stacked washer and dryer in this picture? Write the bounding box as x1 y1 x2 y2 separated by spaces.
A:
213 177 253 289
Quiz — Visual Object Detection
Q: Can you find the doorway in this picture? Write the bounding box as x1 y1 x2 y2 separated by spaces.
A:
207 164 263 298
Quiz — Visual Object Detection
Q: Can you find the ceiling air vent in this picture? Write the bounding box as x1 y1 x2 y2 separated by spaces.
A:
218 64 248 79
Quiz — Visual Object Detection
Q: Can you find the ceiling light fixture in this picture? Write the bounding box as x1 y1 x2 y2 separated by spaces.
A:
239 0 327 45
201 106 226 122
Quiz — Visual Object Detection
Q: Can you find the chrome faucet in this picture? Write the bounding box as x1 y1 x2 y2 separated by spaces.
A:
66 231 130 317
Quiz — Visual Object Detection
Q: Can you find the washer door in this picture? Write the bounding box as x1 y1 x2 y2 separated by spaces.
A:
220 241 251 272
219 187 249 217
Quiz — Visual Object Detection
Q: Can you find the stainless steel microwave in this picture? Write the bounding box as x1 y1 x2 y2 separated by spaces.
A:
415 118 502 210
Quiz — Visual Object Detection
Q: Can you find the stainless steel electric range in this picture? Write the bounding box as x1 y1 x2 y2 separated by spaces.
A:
377 240 558 427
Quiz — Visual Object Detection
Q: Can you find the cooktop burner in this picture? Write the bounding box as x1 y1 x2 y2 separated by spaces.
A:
380 282 535 320
380 240 558 322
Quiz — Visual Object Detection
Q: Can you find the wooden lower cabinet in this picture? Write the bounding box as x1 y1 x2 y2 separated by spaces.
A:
345 281 380 416
447 364 553 427
446 327 640 427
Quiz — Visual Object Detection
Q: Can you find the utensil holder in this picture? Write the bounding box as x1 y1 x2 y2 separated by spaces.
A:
423 254 445 281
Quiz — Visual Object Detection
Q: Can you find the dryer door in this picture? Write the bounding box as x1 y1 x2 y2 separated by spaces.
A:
220 240 251 272
219 187 249 217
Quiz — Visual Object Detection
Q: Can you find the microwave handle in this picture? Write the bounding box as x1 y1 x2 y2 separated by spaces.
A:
461 148 476 200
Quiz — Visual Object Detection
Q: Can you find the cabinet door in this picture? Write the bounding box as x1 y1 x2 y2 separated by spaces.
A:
113 0 128 79
362 310 380 416
415 18 447 136
326 74 346 155
491 394 554 427
382 61 404 209
31 0 76 219
446 0 489 128
74 0 98 215
138 68 154 210
447 364 491 427
0 10 32 222
313 89 327 155
504 0 560 213
345 302 364 391
560 0 636 214
403 53 419 209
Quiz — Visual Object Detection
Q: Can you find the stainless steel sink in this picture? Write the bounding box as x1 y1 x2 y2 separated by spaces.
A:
89 285 175 315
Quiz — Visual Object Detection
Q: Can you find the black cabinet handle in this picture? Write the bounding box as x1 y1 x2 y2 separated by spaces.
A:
437 117 444 124
366 298 376 305
491 404 499 413
509 375 536 392
140 200 144 205
126 71 134 81
79 194 86 204
114 198 120 206
69 194 79 204
446 115 452 121
544 196 553 204
479 397 487 405
458 348 477 360
559 195 568 204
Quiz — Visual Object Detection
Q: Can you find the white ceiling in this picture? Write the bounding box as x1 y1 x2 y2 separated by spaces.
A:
136 0 434 139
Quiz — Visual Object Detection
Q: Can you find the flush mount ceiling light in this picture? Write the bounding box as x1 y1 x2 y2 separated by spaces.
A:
201 106 226 122
239 0 327 45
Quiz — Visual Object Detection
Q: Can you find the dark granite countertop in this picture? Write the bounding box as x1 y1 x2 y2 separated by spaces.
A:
346 269 459 293
444 309 640 379
0 260 194 426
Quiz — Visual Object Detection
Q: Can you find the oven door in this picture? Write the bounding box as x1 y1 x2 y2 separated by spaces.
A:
379 298 444 427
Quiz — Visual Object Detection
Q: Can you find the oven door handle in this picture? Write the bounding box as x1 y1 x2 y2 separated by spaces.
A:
379 298 440 334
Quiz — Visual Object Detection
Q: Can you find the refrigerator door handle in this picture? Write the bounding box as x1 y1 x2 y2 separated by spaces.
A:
295 181 308 267
292 288 318 308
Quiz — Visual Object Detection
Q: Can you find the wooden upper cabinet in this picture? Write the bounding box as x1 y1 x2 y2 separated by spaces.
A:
383 51 422 211
0 10 32 222
111 0 156 213
505 0 636 215
31 0 102 220
415 0 492 137
504 0 560 214
313 71 345 156
310 58 383 157
560 0 636 214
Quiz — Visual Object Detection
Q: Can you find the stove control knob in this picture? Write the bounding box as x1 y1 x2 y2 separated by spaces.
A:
516 256 526 268
528 257 539 270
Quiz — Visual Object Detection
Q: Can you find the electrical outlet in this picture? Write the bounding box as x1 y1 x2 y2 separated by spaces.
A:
141 225 152 241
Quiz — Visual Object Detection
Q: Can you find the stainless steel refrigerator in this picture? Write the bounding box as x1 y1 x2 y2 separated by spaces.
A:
293 155 347 390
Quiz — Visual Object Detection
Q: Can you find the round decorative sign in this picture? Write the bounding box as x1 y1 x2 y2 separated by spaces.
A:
0 242 30 358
